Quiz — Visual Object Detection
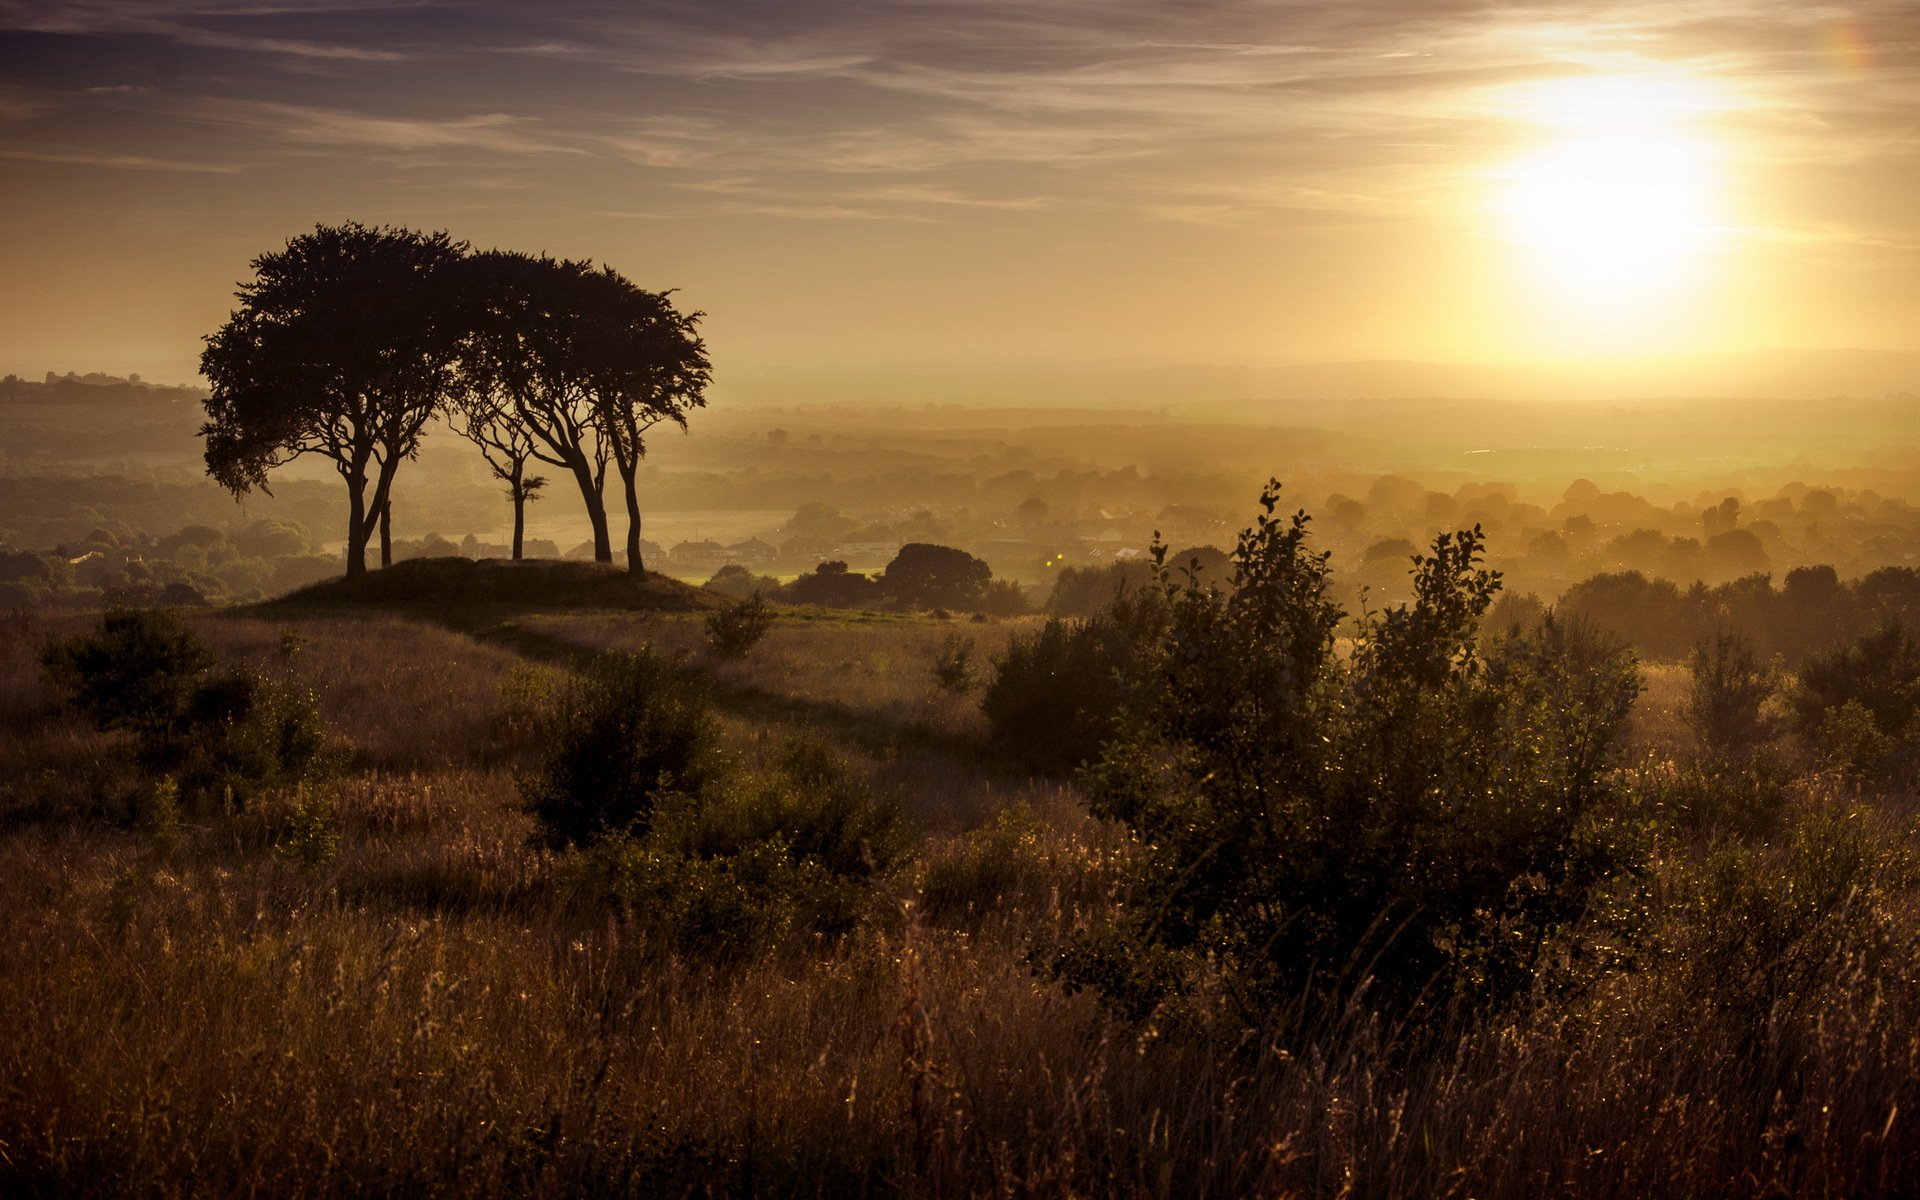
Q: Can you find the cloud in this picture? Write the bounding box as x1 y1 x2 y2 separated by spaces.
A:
186 99 581 156
0 145 241 172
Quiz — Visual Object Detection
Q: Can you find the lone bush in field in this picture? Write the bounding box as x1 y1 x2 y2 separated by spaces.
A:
523 650 717 848
42 608 325 809
704 593 774 660
981 589 1165 774
1685 630 1779 758
575 737 908 956
1057 482 1643 1024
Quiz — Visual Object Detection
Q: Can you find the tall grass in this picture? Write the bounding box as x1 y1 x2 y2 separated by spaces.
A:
3 605 1919 1196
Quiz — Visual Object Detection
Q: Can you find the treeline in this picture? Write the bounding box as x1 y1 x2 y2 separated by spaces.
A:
1522 565 1920 664
706 543 1028 614
200 222 708 579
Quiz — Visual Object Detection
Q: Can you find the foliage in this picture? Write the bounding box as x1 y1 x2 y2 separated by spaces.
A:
278 786 340 870
703 563 780 601
881 543 993 610
1685 631 1779 757
41 609 325 809
1794 621 1920 742
571 737 907 957
704 593 774 660
40 607 214 761
981 591 1165 775
1057 481 1645 1024
521 650 718 849
201 223 468 577
778 560 880 608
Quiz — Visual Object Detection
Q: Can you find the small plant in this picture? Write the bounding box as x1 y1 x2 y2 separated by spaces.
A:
930 634 976 695
278 784 339 870
705 593 774 660
143 777 183 858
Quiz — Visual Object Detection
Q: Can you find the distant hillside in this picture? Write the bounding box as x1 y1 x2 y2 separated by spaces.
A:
0 372 206 465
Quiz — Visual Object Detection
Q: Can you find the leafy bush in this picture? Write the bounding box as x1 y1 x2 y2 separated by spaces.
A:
41 607 213 763
41 608 325 810
704 593 774 660
1794 621 1920 749
1685 631 1779 757
981 590 1164 775
571 737 908 956
1642 756 1793 842
522 650 717 849
1056 482 1644 1025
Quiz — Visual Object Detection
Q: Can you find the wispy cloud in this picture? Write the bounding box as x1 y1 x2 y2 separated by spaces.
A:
0 145 241 172
186 99 580 156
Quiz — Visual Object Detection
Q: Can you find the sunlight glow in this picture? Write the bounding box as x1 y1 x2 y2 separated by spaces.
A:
1487 73 1732 354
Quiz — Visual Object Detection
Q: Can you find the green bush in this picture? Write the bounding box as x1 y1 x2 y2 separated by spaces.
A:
1056 482 1645 1025
522 651 717 849
981 590 1164 774
930 633 976 695
1794 621 1920 740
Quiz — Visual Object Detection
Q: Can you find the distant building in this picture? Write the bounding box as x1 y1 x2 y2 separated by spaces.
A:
668 540 731 573
725 537 778 567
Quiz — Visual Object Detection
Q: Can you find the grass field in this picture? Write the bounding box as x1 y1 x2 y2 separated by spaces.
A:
3 595 1918 1198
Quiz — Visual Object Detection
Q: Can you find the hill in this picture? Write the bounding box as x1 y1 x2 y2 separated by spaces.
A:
265 556 721 614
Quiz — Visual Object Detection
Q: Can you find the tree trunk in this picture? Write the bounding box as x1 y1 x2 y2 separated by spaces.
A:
510 462 526 561
619 459 644 575
379 499 393 568
344 471 369 580
561 449 612 563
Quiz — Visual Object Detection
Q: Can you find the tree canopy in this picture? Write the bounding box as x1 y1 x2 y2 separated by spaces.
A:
200 224 709 578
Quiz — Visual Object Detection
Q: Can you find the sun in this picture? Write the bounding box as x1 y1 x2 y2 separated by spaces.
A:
1496 130 1717 289
1485 73 1730 349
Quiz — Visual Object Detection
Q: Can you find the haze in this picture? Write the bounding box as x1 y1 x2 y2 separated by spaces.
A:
4 0 1918 391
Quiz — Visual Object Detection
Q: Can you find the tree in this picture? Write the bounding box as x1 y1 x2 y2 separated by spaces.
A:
458 251 618 563
448 369 547 559
456 253 708 572
571 266 710 574
880 543 992 609
201 223 466 579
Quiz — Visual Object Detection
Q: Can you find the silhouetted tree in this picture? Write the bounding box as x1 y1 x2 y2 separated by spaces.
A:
448 368 546 559
571 266 710 574
458 251 617 563
881 543 992 609
201 223 466 578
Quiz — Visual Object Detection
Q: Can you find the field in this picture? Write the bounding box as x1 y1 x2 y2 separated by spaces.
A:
3 590 1919 1199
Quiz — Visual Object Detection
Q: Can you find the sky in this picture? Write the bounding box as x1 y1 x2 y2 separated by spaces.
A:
1 1 1917 390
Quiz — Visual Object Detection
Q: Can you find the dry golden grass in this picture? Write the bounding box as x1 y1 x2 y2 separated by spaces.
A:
4 603 1919 1196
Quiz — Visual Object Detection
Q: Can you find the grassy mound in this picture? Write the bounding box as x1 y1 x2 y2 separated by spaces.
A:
266 556 720 613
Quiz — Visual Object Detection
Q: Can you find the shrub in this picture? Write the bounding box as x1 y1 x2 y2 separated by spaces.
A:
1057 482 1645 1025
1685 631 1779 757
572 737 907 956
931 634 976 695
981 590 1164 775
41 607 213 763
704 593 774 660
41 609 325 810
1794 621 1920 749
522 650 717 849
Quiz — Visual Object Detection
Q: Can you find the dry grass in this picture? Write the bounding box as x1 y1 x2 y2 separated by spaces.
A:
4 603 1919 1196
